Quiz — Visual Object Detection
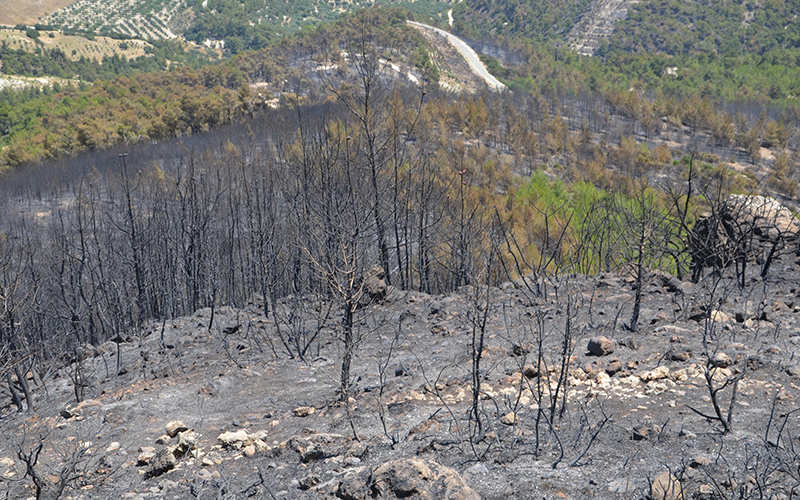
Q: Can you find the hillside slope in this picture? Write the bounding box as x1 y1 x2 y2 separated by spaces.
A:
36 0 454 54
454 0 800 60
0 0 74 25
1 266 800 499
453 0 592 42
604 0 800 57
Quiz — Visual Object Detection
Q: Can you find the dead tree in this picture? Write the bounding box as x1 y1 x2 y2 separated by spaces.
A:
14 429 94 500
601 183 677 332
324 12 395 286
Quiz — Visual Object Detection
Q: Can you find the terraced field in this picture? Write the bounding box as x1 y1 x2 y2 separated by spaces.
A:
42 0 189 39
0 28 151 60
39 0 453 42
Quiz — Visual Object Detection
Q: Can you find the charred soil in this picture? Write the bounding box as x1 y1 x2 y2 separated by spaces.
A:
2 258 800 499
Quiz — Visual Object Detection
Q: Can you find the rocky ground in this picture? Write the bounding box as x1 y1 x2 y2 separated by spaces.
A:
2 254 800 500
567 0 640 56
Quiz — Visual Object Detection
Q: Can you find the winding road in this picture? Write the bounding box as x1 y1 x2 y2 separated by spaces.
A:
407 21 506 92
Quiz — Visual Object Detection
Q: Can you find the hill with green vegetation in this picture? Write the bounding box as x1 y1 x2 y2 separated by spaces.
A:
0 37 207 81
454 0 800 57
603 0 800 57
38 0 454 56
0 9 435 168
183 0 454 54
452 0 592 43
450 0 800 103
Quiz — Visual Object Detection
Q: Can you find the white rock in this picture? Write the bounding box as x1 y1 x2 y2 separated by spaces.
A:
639 366 670 382
595 371 611 387
166 420 189 438
618 375 641 387
218 430 252 449
500 412 517 425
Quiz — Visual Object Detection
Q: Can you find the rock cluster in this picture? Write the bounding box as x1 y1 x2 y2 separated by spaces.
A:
336 458 480 500
217 428 270 457
139 421 197 479
689 195 800 280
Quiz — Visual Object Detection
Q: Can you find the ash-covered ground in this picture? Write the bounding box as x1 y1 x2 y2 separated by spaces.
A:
2 256 800 500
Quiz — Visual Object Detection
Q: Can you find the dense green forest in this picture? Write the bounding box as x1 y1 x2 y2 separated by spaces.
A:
455 0 800 56
604 0 800 57
477 40 800 102
453 0 592 42
451 0 800 102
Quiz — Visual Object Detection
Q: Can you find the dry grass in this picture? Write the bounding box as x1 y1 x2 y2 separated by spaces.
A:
0 29 151 61
0 0 75 25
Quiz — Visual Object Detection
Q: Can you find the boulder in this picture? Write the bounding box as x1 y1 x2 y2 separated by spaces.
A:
201 452 222 466
639 366 670 382
709 310 733 323
595 371 611 386
286 432 366 463
650 471 683 500
632 426 650 441
588 337 616 356
299 474 321 490
523 365 539 379
145 449 176 479
336 458 480 500
499 412 516 425
253 439 270 454
362 266 387 303
711 352 733 368
606 358 622 375
174 431 197 458
218 430 252 449
293 406 316 417
690 456 712 468
584 360 605 378
669 351 691 362
689 195 800 281
165 421 188 438
137 449 156 466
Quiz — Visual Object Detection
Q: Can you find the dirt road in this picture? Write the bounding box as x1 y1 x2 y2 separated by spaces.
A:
407 20 506 91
